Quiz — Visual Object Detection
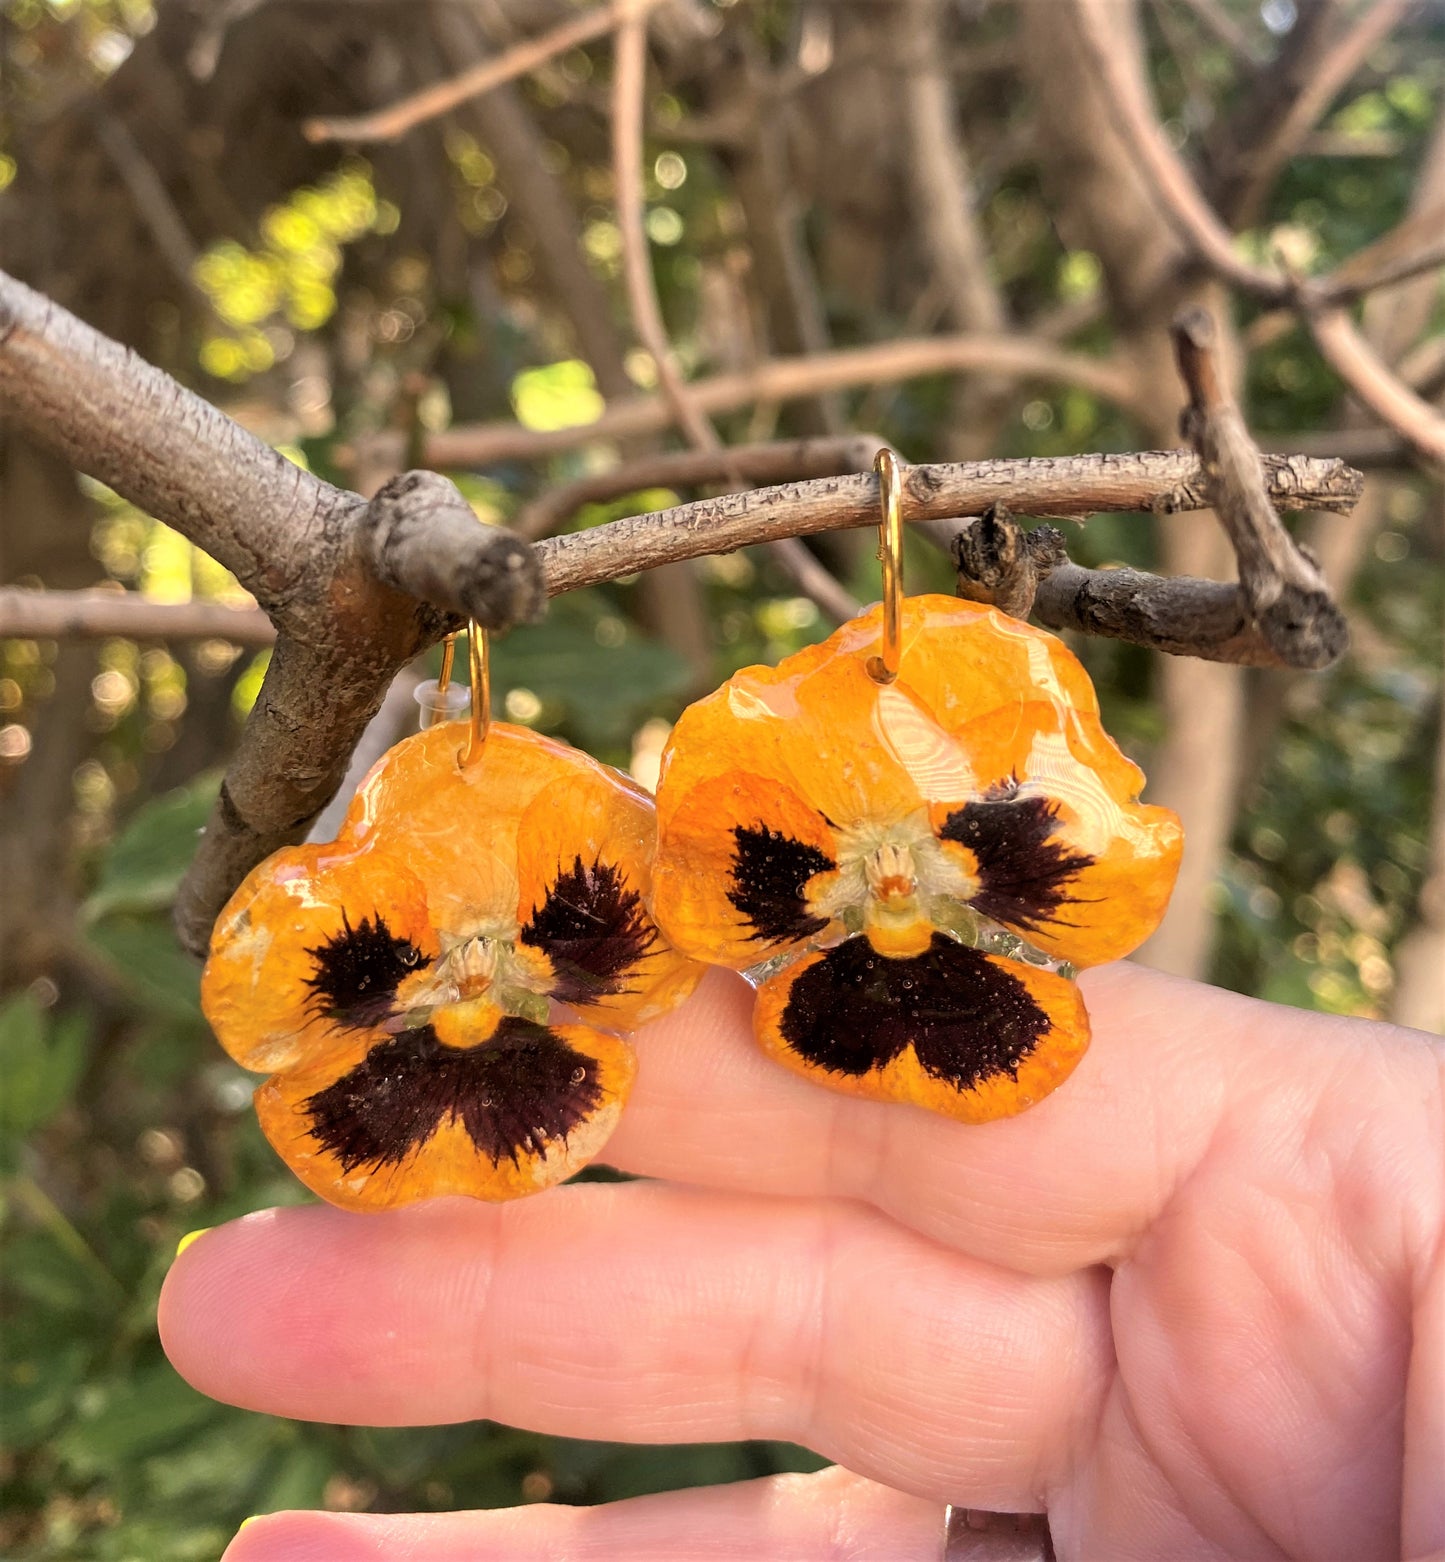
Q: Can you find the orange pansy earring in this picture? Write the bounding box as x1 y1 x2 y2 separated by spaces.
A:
651 451 1183 1123
202 625 702 1209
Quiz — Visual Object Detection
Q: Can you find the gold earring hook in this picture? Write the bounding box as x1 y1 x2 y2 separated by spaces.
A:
436 631 457 696
866 447 904 685
463 618 490 767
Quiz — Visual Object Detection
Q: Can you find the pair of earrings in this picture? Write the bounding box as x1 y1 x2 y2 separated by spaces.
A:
201 453 1182 1211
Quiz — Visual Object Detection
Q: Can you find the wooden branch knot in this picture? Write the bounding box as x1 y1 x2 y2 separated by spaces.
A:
951 507 1067 619
357 471 546 631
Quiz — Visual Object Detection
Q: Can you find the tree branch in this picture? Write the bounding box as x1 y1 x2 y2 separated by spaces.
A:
0 587 275 644
1308 306 1445 471
1033 561 1337 668
1172 305 1349 667
534 450 1362 597
948 506 1346 670
0 271 341 620
512 434 894 539
1 269 1366 952
609 5 857 622
303 0 674 144
1213 0 1412 228
1070 0 1289 301
1073 0 1421 312
400 334 1140 471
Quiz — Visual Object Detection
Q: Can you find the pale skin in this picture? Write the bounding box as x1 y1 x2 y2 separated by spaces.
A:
159 962 1445 1562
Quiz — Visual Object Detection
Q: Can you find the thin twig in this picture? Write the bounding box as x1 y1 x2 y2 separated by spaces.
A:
89 112 209 306
512 434 893 539
1172 305 1349 667
1171 0 1265 66
1308 307 1445 470
1319 200 1445 305
611 9 858 622
1071 0 1288 301
534 451 1363 598
0 588 276 645
304 0 672 144
1032 562 1339 669
1216 0 1413 227
397 334 1139 472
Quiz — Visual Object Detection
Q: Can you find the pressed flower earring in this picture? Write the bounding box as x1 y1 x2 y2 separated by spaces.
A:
202 621 702 1210
651 450 1183 1124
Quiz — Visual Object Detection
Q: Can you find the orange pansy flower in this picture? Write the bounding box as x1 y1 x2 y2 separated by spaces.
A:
202 723 703 1209
651 596 1182 1123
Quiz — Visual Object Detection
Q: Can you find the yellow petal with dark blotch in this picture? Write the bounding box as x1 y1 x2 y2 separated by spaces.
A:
254 1016 637 1210
202 848 436 1075
515 770 703 1028
753 933 1089 1123
651 771 841 969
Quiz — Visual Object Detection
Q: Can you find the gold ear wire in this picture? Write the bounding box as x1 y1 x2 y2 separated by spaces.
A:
463 619 490 768
866 447 904 686
436 631 457 696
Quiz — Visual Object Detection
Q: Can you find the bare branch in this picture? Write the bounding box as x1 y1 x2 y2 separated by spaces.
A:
407 334 1139 471
610 6 858 623
1216 0 1413 228
1072 0 1420 312
89 112 207 305
535 450 1363 598
1071 0 1288 301
1172 305 1349 667
1033 562 1337 668
1308 307 1445 471
1171 0 1266 67
512 434 894 539
357 471 546 629
304 0 673 145
0 270 341 622
612 9 716 457
947 506 1346 670
0 588 275 645
1320 200 1445 306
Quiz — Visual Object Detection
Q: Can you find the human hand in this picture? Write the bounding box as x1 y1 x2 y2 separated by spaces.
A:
160 962 1445 1561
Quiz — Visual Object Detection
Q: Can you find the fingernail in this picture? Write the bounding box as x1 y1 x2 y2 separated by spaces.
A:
175 1227 213 1259
238 1516 260 1531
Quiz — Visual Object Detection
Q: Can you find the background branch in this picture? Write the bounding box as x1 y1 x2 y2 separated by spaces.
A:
304 0 673 144
610 6 857 621
401 334 1139 471
1172 305 1348 666
0 588 275 644
1308 306 1445 471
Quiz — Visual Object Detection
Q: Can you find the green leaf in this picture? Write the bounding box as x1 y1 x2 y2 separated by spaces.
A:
55 1365 222 1479
85 916 203 1022
493 617 689 752
83 772 221 923
0 1341 92 1452
0 995 89 1146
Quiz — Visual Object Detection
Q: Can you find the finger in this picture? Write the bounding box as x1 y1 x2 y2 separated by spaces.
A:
222 1467 945 1562
162 1184 1111 1508
604 960 1380 1273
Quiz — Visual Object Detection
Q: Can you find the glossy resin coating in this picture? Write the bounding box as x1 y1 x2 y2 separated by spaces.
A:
652 596 1183 1123
202 722 702 1209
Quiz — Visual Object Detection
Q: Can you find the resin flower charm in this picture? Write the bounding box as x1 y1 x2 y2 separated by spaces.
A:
202 723 702 1209
651 596 1183 1123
